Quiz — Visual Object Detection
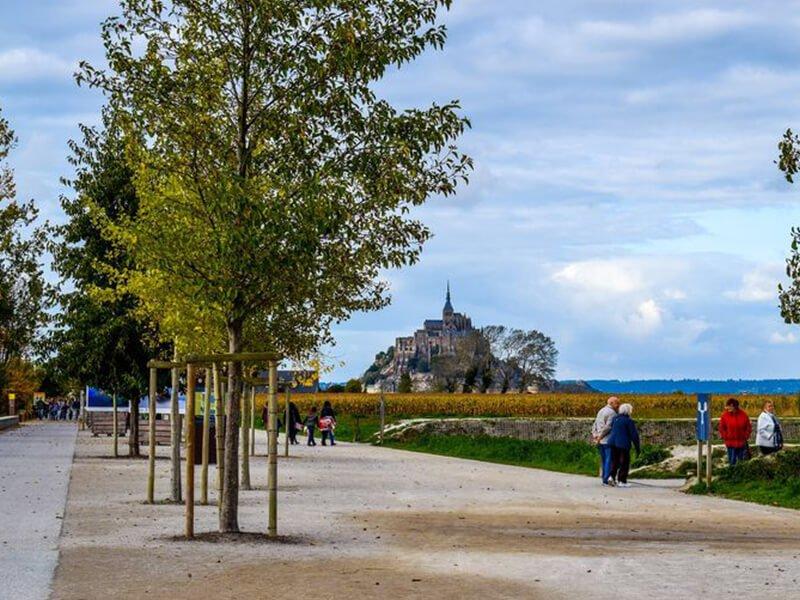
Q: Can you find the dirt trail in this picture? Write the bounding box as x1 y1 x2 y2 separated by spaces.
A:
51 433 800 599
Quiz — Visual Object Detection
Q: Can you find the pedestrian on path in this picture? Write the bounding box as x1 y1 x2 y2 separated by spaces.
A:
320 400 336 446
304 406 318 446
756 400 783 456
287 402 301 445
592 396 620 486
719 398 751 466
607 403 641 488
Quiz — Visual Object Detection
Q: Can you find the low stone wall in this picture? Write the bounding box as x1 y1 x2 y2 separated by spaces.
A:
0 416 20 431
388 417 800 447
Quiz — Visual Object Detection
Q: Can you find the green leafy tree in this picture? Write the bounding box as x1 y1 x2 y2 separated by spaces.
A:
777 130 800 324
51 112 167 456
344 378 363 393
512 329 558 392
431 354 460 393
80 0 470 532
0 108 49 400
398 371 412 393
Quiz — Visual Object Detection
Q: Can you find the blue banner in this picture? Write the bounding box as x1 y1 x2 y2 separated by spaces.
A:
696 393 710 441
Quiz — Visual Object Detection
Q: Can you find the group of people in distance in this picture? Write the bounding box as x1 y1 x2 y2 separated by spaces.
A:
592 396 785 487
262 399 337 447
35 397 80 421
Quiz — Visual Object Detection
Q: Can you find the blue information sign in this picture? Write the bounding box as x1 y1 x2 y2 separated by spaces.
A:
696 393 710 441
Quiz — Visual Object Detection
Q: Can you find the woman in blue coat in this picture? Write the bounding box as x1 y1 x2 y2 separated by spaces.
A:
607 403 641 488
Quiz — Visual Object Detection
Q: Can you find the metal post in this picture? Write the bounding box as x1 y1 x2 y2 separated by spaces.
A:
379 393 385 445
268 361 278 537
147 367 157 503
112 393 118 457
284 389 290 458
201 368 211 505
185 364 196 538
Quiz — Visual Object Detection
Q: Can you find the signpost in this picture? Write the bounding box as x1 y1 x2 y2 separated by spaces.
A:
8 392 16 416
696 394 711 484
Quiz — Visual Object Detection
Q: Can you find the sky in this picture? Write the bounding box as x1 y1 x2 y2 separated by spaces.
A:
3 1 800 381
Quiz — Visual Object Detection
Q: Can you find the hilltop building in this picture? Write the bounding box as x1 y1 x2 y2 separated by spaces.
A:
392 283 473 375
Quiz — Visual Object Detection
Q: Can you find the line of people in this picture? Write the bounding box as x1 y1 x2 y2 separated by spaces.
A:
35 398 80 421
592 396 786 487
262 399 338 447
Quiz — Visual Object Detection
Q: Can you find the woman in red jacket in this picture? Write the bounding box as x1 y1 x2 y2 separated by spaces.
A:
718 398 752 466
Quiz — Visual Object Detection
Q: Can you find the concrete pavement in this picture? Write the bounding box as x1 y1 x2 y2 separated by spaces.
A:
0 422 77 600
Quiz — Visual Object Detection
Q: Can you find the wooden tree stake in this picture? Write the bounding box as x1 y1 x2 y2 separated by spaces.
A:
250 386 256 456
201 368 211 505
170 356 182 503
213 363 224 510
241 384 251 490
112 392 118 457
284 389 290 457
268 361 278 537
185 363 196 538
379 393 385 445
147 367 157 504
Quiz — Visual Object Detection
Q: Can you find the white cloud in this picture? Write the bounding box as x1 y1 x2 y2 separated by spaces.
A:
0 48 74 83
552 260 643 295
770 331 798 345
725 266 781 303
625 299 664 336
663 288 687 300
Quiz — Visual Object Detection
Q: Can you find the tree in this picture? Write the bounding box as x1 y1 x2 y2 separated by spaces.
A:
484 325 517 393
455 330 492 393
398 372 412 393
50 112 167 457
511 330 558 392
0 108 49 400
344 378 363 393
80 0 470 532
431 354 460 393
777 130 800 323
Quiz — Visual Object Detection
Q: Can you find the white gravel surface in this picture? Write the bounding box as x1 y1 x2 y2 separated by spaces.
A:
0 422 77 600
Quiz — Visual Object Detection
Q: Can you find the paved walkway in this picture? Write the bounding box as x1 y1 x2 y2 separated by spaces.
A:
0 422 77 600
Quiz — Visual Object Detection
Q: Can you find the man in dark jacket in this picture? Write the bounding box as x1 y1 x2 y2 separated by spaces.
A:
607 403 641 488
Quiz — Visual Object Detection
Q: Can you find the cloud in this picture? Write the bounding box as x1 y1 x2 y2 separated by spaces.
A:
0 48 74 83
625 299 664 336
725 265 781 303
551 260 643 295
770 331 798 345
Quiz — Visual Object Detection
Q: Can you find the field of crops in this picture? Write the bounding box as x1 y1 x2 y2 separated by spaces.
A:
254 392 800 419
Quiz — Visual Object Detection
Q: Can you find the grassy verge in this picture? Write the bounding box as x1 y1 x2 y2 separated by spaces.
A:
254 414 384 443
687 448 800 510
383 434 666 477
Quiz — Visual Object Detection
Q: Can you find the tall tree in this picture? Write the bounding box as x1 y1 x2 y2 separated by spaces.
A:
777 130 800 324
80 0 470 532
0 108 49 401
511 329 558 392
51 112 166 456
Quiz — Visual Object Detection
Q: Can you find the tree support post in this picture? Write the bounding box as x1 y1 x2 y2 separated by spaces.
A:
147 367 157 503
696 441 703 485
185 363 196 538
284 388 290 457
201 368 211 505
79 389 86 431
213 363 224 510
706 434 713 485
267 361 278 537
250 386 256 456
170 359 182 503
112 393 118 457
241 384 251 490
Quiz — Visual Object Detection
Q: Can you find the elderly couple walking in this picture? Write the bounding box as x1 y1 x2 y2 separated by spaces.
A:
592 396 641 488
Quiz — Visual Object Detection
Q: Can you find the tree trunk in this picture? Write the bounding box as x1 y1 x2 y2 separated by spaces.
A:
170 350 182 503
128 391 140 457
220 319 243 533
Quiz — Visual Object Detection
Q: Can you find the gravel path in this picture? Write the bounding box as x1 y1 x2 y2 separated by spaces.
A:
0 422 77 600
51 430 800 599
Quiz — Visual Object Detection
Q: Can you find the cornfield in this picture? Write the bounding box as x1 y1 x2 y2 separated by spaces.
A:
254 392 800 419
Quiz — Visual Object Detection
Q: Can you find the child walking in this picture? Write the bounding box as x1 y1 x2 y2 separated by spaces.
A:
305 406 319 446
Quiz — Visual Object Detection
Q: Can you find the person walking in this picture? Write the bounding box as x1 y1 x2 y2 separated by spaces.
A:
320 400 336 446
756 400 783 456
607 403 641 488
304 406 319 446
287 402 301 445
718 398 752 466
592 396 620 486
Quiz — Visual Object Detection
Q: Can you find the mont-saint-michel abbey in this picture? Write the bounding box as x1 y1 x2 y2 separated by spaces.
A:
393 283 474 374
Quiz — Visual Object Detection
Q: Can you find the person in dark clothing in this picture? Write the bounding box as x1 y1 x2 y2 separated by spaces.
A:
261 404 283 446
71 399 81 421
304 406 318 446
288 402 301 445
607 403 641 488
320 400 336 446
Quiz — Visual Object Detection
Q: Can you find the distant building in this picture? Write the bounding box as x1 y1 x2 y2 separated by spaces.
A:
393 283 473 376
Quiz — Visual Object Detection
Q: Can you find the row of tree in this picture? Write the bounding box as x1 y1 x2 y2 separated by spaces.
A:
2 0 471 533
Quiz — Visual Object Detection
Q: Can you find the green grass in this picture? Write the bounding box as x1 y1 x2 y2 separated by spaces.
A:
688 448 800 510
384 434 666 477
